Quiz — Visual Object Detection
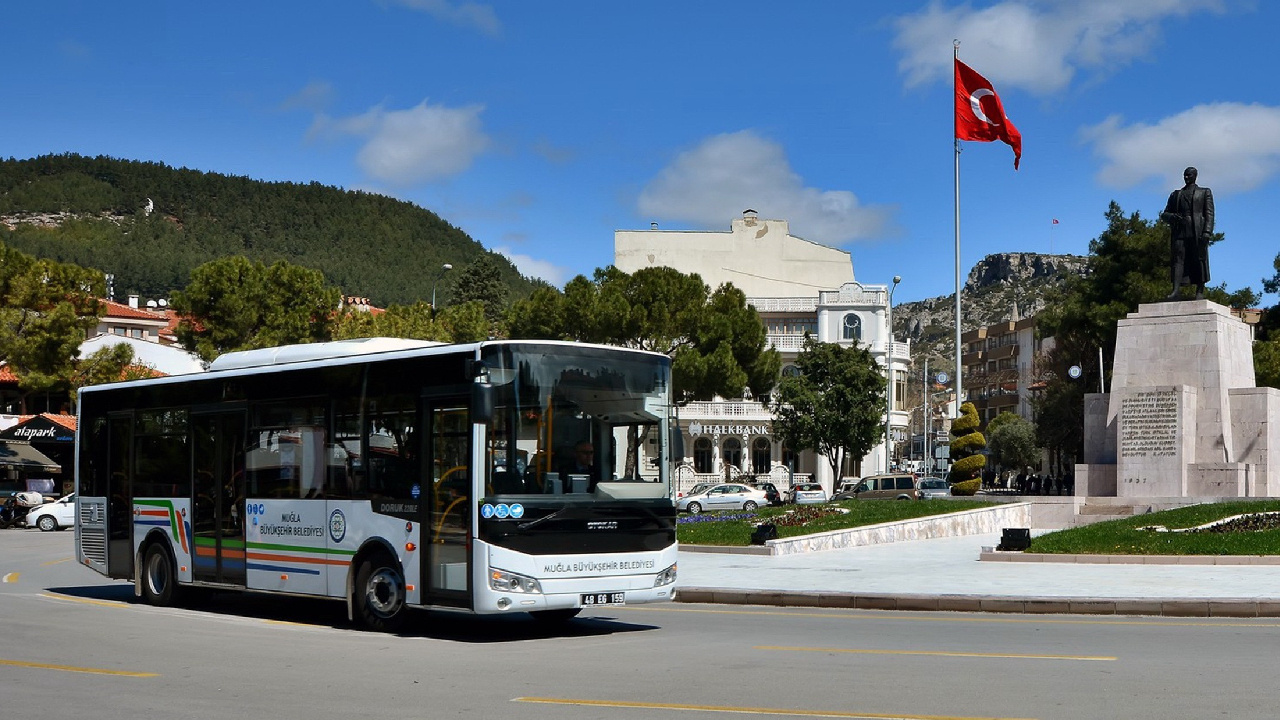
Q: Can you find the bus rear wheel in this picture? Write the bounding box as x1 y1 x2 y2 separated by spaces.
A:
355 557 406 632
142 543 179 607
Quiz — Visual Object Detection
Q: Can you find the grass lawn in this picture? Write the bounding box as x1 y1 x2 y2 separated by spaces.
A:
676 499 995 546
1030 500 1280 555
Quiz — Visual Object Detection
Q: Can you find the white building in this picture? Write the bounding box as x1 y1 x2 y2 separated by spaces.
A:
616 211 911 494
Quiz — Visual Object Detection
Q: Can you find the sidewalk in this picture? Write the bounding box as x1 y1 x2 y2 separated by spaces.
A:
675 532 1280 617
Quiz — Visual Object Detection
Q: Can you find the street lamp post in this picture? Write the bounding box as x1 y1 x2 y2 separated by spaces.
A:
432 263 453 315
922 357 929 476
885 275 901 474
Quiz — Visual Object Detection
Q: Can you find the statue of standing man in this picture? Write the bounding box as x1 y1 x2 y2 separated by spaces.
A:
1160 166 1214 300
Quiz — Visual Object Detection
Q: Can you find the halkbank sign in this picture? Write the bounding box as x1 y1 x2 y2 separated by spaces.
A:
686 422 771 436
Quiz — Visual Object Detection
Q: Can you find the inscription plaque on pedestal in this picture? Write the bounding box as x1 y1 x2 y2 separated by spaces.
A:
1118 385 1194 497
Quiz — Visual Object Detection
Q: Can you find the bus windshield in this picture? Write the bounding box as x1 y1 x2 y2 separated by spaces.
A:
481 344 671 502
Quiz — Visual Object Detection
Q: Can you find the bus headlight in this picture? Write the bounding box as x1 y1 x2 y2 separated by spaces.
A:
653 563 677 587
489 568 543 594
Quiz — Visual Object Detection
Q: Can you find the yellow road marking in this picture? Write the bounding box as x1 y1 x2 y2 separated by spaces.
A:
621 604 1280 628
0 658 157 678
41 557 72 566
515 697 1036 720
757 646 1115 662
2 572 17 583
40 592 127 608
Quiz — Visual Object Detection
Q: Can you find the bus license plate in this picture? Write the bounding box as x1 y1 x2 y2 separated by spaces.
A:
581 592 625 606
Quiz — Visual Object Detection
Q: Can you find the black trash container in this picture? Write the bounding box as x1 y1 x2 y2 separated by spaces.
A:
997 527 1031 551
750 522 778 545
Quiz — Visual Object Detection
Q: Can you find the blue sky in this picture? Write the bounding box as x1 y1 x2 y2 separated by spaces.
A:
5 0 1278 305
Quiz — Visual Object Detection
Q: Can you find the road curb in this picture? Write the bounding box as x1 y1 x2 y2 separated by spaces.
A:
980 550 1280 565
674 587 1280 618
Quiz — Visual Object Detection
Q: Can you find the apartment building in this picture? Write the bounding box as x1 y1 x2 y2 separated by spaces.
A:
960 316 1054 427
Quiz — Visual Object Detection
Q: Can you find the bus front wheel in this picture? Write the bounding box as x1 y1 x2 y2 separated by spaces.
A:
355 557 406 632
142 543 178 607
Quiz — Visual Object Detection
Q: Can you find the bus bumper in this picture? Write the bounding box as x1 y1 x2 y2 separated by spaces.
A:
474 541 679 614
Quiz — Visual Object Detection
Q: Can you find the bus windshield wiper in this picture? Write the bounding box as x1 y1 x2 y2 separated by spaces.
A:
517 506 570 531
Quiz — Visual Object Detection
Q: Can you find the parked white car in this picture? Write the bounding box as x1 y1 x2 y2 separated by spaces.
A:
915 477 952 500
27 494 76 531
787 482 828 505
676 483 769 514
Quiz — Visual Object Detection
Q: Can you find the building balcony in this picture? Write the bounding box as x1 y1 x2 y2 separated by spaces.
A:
680 399 775 423
751 297 819 313
987 344 1019 360
885 340 911 363
765 334 808 352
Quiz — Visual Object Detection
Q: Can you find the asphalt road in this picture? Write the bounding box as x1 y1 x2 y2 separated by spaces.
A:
5 529 1280 720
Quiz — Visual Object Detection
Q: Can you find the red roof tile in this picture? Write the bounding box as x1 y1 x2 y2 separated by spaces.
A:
13 413 78 432
99 299 168 322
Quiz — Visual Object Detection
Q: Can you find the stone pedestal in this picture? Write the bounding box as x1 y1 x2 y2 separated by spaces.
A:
1078 300 1274 500
1117 385 1194 497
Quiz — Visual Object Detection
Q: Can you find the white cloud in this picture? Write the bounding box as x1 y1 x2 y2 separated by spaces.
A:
637 131 893 244
311 100 490 185
279 80 333 112
387 0 501 37
495 246 568 286
1083 103 1280 194
893 0 1224 94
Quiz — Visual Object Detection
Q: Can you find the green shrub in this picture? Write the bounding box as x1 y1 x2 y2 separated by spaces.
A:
951 478 981 496
947 402 986 482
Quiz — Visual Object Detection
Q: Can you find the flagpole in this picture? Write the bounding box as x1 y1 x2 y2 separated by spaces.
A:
953 39 963 420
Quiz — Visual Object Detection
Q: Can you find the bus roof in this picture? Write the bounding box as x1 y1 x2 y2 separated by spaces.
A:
77 338 669 397
208 337 443 371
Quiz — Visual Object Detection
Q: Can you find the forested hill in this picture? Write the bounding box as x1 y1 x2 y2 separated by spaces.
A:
0 153 542 306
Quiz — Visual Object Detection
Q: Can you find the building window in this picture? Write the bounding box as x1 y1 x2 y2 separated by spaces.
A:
722 437 742 471
131 329 143 339
781 445 798 472
842 313 862 341
693 437 713 473
841 454 861 480
781 365 801 378
767 318 818 335
751 437 771 474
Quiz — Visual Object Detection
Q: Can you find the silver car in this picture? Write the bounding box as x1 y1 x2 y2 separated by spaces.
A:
676 483 769 514
787 482 828 505
678 482 715 500
915 477 951 499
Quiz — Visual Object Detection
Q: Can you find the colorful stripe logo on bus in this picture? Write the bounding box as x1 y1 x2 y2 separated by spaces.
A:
133 500 190 554
245 541 355 576
193 536 247 574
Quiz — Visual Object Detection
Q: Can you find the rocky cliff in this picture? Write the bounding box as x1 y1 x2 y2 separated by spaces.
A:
895 252 1090 369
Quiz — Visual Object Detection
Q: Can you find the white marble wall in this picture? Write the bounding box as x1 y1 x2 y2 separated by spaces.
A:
767 503 1032 555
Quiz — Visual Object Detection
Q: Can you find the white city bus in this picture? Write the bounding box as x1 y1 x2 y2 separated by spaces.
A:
75 338 679 630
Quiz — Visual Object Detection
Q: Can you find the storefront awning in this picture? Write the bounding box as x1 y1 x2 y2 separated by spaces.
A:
0 440 61 472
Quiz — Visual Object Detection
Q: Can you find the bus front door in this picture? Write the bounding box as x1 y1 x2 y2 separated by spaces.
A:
425 399 471 605
192 411 247 585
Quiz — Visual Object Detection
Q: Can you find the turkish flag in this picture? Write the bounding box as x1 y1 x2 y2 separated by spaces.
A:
955 59 1022 169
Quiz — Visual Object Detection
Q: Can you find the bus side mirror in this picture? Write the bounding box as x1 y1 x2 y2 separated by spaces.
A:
472 379 494 424
669 426 684 460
